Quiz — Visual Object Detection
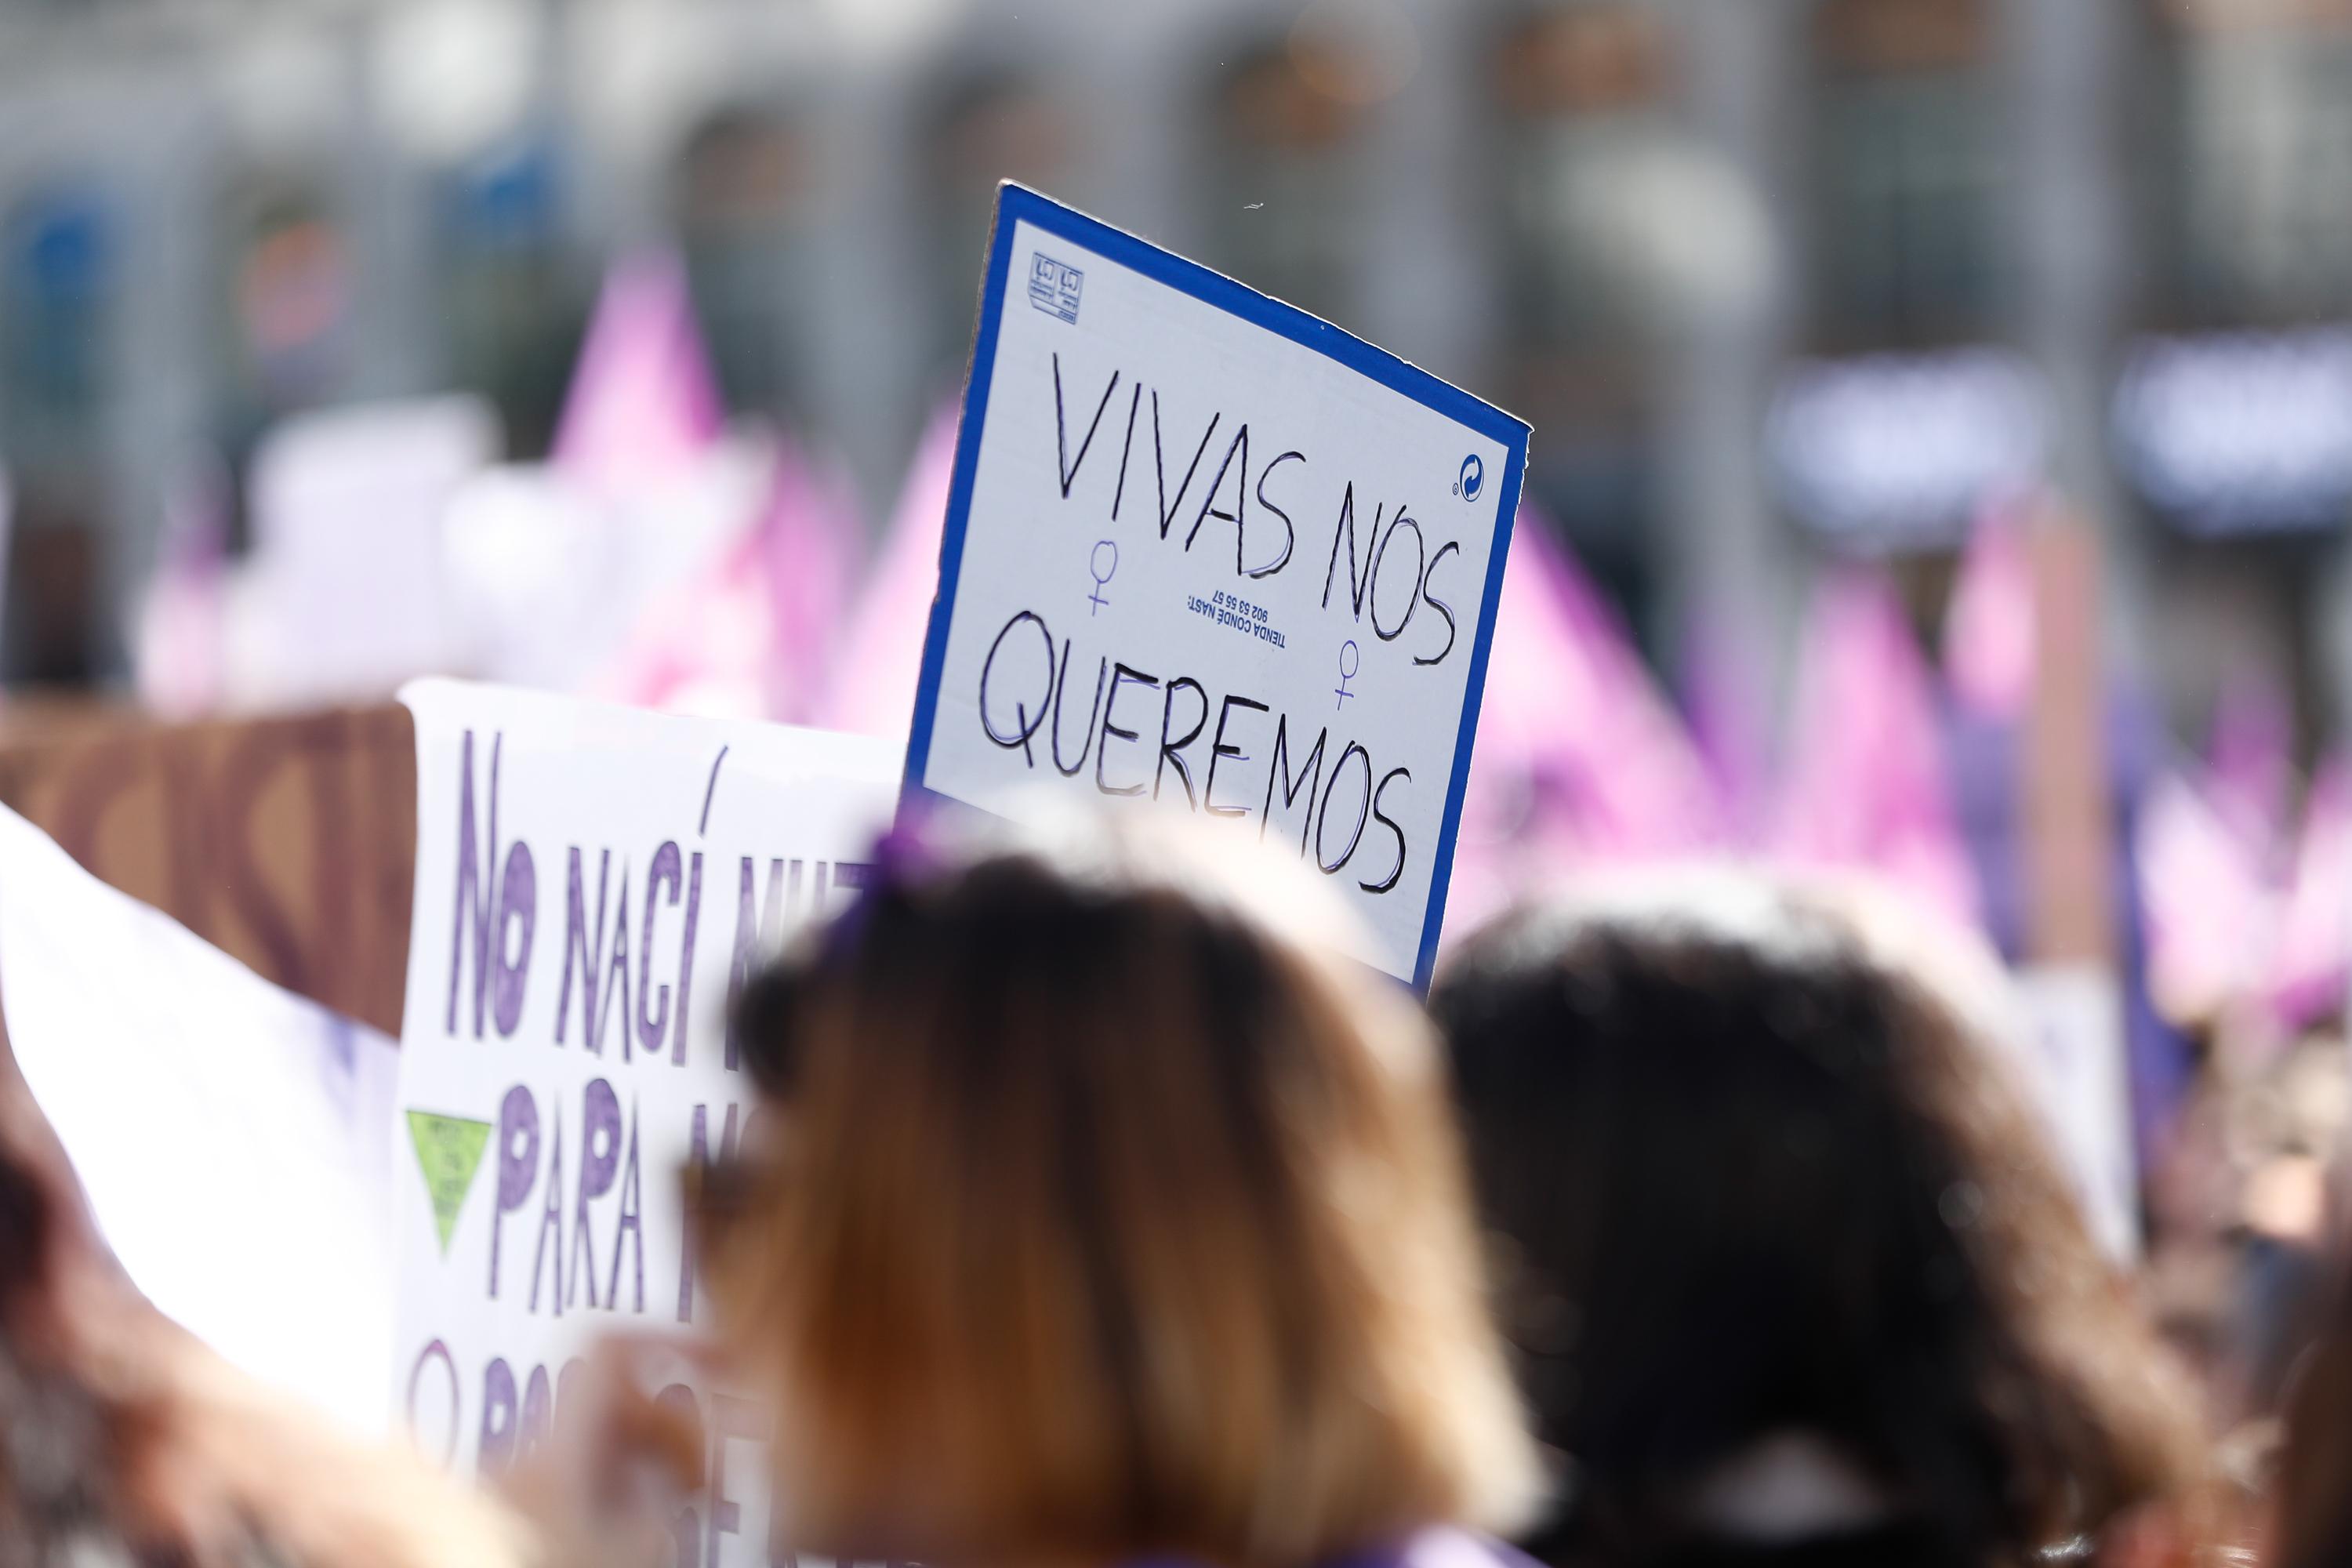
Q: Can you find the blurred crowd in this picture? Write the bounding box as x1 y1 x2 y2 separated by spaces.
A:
6 0 2352 1566
7 808 2352 1567
8 0 2352 742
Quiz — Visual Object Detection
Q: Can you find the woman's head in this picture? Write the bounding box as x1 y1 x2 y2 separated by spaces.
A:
1429 871 2209 1564
702 814 1538 1568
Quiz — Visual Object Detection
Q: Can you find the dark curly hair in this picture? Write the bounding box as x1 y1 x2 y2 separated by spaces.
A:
1430 874 2212 1568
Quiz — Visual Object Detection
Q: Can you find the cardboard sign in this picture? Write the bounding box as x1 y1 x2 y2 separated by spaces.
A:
0 803 400 1437
905 186 1526 988
389 680 896 1564
0 701 416 1036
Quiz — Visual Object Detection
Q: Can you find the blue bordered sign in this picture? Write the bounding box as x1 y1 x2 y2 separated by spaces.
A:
903 184 1526 990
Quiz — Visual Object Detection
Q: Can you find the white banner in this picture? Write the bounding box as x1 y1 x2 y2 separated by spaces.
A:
390 679 896 1566
2013 964 2140 1262
906 187 1527 989
0 803 397 1437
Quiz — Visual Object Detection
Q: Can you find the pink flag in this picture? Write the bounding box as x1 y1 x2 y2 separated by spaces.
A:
1451 511 1724 927
598 436 859 723
1943 506 2037 722
1775 571 1980 928
2202 666 2293 872
1680 611 1773 844
2267 755 2352 1029
822 405 959 739
759 441 862 718
2138 767 2274 1027
552 250 724 493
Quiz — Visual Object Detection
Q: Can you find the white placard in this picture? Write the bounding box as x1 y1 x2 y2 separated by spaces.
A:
228 394 497 706
905 187 1526 989
0 803 399 1437
390 680 896 1566
2013 964 2140 1262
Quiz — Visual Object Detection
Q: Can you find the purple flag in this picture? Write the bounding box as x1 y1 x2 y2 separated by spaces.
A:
2202 666 2294 873
2137 766 2274 1028
1944 506 2037 723
758 437 862 720
552 250 724 493
1451 510 1725 929
598 435 859 723
1680 610 1774 844
1775 570 1981 928
2267 755 2351 1030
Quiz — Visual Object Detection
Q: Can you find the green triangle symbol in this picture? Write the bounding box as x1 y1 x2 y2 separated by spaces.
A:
407 1110 493 1255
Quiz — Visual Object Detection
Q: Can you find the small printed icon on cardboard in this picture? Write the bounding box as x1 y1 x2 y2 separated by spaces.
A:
1029 253 1083 325
1457 452 1483 501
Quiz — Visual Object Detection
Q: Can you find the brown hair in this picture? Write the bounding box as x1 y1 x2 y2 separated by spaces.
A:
699 815 1539 1568
1431 871 2215 1566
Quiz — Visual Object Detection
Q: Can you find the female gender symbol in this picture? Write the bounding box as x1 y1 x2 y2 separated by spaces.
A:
1334 639 1359 709
1087 539 1118 615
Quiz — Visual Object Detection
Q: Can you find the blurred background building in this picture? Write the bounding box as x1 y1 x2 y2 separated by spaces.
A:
0 0 2347 762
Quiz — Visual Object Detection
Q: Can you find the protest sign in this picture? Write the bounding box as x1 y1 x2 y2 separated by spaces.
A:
0 701 416 1036
0 802 399 1437
390 680 895 1566
2013 966 2137 1262
2020 516 2137 1261
904 186 1526 988
227 394 497 708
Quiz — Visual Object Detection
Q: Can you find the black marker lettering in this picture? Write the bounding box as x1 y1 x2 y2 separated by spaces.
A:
1203 695 1269 818
1316 742 1374 873
1050 645 1108 778
1156 677 1209 806
1249 450 1303 579
1095 663 1158 797
1323 486 1377 615
1363 768 1411 894
978 610 1054 765
1370 513 1425 641
1111 382 1142 521
1259 716 1328 855
1153 392 1221 542
1415 539 1461 666
1185 423 1248 556
1052 354 1120 499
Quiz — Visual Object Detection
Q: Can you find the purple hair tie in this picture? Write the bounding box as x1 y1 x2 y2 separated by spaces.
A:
822 819 945 959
